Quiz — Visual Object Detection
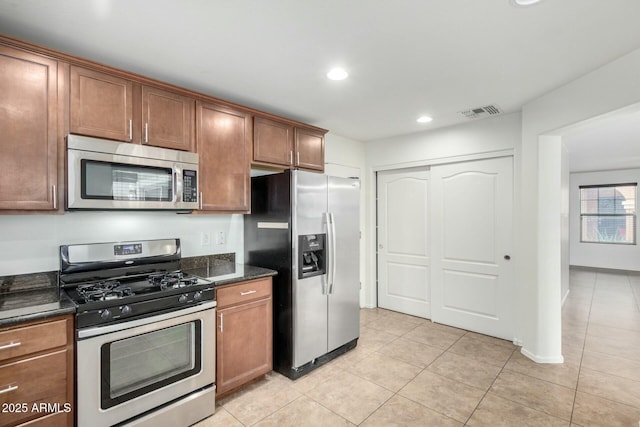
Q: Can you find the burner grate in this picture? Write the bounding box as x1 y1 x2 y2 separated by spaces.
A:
148 271 199 290
77 281 134 302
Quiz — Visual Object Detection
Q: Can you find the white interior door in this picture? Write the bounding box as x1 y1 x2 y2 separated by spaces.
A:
377 168 430 318
431 156 514 340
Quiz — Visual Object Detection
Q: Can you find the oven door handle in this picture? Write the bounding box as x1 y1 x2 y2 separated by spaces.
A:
77 300 217 339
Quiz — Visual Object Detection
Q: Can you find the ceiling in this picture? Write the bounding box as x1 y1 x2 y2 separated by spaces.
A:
1 0 640 151
563 108 640 173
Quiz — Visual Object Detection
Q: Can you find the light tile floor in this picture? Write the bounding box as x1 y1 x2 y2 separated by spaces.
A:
196 267 640 426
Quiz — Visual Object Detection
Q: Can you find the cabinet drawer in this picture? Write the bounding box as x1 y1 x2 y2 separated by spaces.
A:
0 319 68 363
216 278 272 308
0 350 68 426
17 411 68 427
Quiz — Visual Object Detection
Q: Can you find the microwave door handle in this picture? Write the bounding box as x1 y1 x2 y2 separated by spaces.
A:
172 167 179 203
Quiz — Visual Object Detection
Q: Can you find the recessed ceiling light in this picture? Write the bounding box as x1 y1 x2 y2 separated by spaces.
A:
511 0 542 6
416 116 433 123
327 68 348 81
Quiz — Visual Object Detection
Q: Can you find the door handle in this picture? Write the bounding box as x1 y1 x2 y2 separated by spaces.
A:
0 341 21 351
328 212 337 294
0 384 18 395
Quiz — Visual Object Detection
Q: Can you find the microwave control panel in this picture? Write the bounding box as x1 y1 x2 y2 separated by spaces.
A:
183 170 198 203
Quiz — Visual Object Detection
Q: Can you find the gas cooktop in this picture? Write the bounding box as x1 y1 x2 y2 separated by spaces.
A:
59 239 215 328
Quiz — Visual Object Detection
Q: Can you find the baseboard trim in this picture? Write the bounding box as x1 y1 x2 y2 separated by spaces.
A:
521 347 564 364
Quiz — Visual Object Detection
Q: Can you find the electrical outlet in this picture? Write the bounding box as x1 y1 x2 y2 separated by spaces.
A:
200 232 211 246
216 231 226 245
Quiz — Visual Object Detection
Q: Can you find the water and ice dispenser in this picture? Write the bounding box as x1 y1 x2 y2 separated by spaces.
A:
298 234 326 279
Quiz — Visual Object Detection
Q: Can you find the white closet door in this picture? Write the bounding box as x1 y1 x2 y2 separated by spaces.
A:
377 168 430 318
431 156 514 340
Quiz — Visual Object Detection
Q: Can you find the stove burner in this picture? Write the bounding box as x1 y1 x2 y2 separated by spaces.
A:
77 281 134 302
148 271 199 290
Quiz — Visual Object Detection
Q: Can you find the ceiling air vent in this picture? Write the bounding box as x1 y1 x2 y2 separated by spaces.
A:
459 105 502 119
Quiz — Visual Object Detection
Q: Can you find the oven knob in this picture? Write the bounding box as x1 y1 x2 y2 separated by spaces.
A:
194 291 202 301
179 294 188 304
121 305 131 315
100 309 111 321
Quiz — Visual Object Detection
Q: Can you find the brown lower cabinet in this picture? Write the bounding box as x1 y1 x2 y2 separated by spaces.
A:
0 315 74 427
215 277 273 397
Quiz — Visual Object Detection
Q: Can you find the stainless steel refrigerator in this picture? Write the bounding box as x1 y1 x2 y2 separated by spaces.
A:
244 169 360 379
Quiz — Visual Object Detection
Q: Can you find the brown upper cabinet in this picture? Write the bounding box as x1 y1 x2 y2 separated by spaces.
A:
0 45 58 210
253 116 294 167
294 127 325 171
142 85 195 151
70 66 195 151
253 116 325 172
196 101 252 212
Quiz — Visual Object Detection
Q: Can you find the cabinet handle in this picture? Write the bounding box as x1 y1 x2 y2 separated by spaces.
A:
144 123 149 143
296 151 300 165
0 341 21 351
240 290 257 296
199 192 203 210
0 384 18 395
219 313 223 332
289 151 293 165
52 185 57 210
129 119 133 141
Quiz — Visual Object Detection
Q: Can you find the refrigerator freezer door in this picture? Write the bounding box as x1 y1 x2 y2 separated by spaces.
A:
292 171 328 368
327 176 360 352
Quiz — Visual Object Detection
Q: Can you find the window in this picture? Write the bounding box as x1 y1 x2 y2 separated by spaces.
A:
580 183 637 244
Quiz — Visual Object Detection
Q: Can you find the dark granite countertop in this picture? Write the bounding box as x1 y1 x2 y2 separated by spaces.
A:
0 272 76 327
0 262 276 328
183 262 277 287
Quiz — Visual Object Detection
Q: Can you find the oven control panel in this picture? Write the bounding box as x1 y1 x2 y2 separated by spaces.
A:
114 243 142 256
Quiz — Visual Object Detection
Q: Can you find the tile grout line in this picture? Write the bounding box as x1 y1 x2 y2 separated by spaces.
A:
462 345 518 426
355 316 465 425
568 270 597 426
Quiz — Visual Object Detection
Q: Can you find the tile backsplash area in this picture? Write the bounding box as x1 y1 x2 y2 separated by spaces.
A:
181 253 236 270
0 212 244 276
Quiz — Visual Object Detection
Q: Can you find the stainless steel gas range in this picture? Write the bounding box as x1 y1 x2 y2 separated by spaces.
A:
59 238 216 427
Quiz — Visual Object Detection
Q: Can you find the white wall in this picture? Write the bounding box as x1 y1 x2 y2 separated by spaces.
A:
0 212 243 276
570 169 640 271
364 112 521 309
367 112 520 169
561 143 570 303
520 46 640 363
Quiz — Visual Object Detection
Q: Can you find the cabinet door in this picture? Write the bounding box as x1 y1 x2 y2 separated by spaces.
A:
70 66 134 142
295 127 325 171
197 102 251 212
0 45 57 210
216 298 272 395
142 85 195 151
253 116 294 167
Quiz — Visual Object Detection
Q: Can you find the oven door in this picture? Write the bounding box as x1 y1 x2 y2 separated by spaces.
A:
76 302 216 427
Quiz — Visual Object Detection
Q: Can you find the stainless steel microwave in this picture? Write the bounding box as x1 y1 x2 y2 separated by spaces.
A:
67 134 199 210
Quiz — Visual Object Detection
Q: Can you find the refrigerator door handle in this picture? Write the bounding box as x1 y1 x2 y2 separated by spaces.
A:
322 212 331 295
328 212 337 294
